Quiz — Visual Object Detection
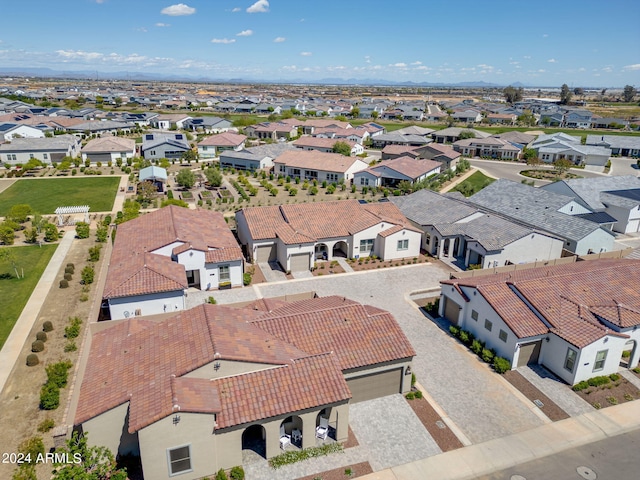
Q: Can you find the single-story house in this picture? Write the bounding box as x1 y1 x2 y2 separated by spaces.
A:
244 121 298 140
439 259 640 385
391 189 564 269
197 132 247 159
141 132 191 160
151 114 192 130
431 127 491 144
486 113 518 125
103 206 244 320
371 133 432 149
453 137 522 160
451 110 483 124
71 295 415 480
184 117 234 133
414 144 461 171
541 176 640 234
563 110 592 129
354 157 441 188
68 120 135 137
590 118 629 130
0 122 46 141
236 200 422 271
273 150 368 184
81 136 136 164
299 119 351 135
381 145 421 160
292 136 363 156
312 127 369 145
218 143 296 171
0 134 80 165
530 133 612 168
393 125 435 137
585 135 640 158
468 179 616 255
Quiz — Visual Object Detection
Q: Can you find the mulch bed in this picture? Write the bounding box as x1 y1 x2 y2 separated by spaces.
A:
249 264 267 284
573 375 640 409
312 261 345 276
503 371 569 421
347 253 431 272
406 396 464 452
296 461 373 480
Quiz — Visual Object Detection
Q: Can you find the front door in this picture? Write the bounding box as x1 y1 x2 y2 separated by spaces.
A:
186 269 200 288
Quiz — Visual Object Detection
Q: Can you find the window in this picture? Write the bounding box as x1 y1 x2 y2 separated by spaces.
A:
471 310 478 321
484 319 493 332
43 153 48 160
219 265 230 282
564 348 577 372
167 445 192 476
397 239 409 251
360 177 369 186
29 154 34 159
499 330 508 342
359 239 374 253
593 350 608 372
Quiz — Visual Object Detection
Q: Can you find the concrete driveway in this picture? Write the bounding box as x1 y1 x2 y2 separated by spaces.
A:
190 263 545 444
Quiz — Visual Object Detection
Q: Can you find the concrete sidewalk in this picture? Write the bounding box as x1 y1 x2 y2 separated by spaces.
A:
0 230 76 395
360 400 640 480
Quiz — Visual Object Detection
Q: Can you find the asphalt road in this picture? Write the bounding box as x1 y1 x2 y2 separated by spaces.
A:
475 428 640 480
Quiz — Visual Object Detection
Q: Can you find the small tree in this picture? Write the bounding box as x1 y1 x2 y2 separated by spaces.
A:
623 84 637 103
181 149 198 163
205 167 223 187
96 225 108 243
176 169 196 189
553 158 573 175
332 141 352 156
560 83 572 104
136 181 157 206
51 431 127 480
81 266 95 285
458 130 476 140
44 223 59 242
75 222 90 239
7 204 32 224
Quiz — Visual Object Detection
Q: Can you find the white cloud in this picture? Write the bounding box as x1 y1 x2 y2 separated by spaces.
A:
282 65 297 71
273 37 286 43
136 27 148 33
232 7 241 12
509 61 519 65
537 69 546 73
211 38 236 44
602 66 613 72
411 61 422 65
477 64 493 70
547 58 557 63
623 64 640 71
95 0 106 3
391 62 407 68
300 51 312 56
161 3 196 16
247 0 269 13
364 55 371 64
56 50 104 61
236 30 253 37
578 67 586 72
155 23 170 27
523 55 531 59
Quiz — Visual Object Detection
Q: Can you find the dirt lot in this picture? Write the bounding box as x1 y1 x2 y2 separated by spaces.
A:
0 235 105 480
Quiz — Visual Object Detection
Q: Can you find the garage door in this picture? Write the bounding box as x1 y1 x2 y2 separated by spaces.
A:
443 297 461 325
347 368 403 403
255 244 276 263
290 253 310 272
517 341 542 367
87 153 112 164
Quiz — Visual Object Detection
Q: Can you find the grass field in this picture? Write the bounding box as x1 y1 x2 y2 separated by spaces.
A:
0 244 58 348
0 177 120 216
452 171 496 197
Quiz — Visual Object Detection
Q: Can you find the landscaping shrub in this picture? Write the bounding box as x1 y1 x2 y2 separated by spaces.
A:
207 296 217 305
609 373 620 382
64 316 82 339
75 222 90 239
81 265 95 284
243 273 252 286
449 325 460 337
66 262 75 269
26 354 39 367
405 391 415 400
572 381 590 392
39 384 60 410
31 340 44 353
42 321 53 332
46 360 72 388
37 418 55 433
88 245 101 262
59 279 69 289
64 266 74 274
587 376 610 387
35 331 47 342
64 342 77 353
470 339 484 355
215 469 228 480
18 436 44 465
481 348 495 363
268 443 343 469
64 272 72 281
493 357 511 374
459 330 474 346
229 466 245 480
413 389 423 399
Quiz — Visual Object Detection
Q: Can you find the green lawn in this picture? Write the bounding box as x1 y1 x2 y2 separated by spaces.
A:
0 177 120 216
452 171 496 197
0 244 58 348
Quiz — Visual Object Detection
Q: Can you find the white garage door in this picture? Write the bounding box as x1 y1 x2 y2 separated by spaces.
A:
290 253 310 272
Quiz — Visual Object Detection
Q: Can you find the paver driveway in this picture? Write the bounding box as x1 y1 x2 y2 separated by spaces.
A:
188 263 544 444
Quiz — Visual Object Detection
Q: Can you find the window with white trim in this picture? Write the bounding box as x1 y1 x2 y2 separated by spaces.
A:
499 330 508 342
593 350 608 372
359 239 374 253
167 445 192 476
564 347 577 372
219 265 230 281
397 239 408 251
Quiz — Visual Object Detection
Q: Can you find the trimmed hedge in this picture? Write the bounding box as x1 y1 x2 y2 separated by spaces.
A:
42 321 53 332
36 331 47 342
31 340 45 353
269 442 343 469
26 354 39 366
449 325 511 374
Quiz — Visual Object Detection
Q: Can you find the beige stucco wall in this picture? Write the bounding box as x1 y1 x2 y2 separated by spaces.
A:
344 359 413 394
82 403 138 457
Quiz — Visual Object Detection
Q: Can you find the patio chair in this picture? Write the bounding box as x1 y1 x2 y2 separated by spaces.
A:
315 417 329 440
279 425 291 450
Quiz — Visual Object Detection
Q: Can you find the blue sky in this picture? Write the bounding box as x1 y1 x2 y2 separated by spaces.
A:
1 0 639 87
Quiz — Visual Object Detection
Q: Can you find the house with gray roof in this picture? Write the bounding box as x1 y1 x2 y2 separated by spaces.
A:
371 133 432 149
0 122 47 141
431 127 491 144
530 133 611 168
141 132 191 160
468 179 616 255
541 176 640 233
0 134 80 165
585 135 640 158
391 189 564 269
184 116 234 134
219 143 295 171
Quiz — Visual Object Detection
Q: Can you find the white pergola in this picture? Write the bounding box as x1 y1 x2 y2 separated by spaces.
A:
55 206 90 226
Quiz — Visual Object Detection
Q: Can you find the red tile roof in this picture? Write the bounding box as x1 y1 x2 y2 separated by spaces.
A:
76 297 411 432
293 136 356 150
197 132 246 147
443 259 640 346
239 199 421 244
274 149 366 174
371 156 441 180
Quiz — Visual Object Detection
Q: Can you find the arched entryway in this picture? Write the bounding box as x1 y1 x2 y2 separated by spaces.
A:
622 339 638 369
242 424 266 458
316 408 335 441
280 415 303 448
332 241 348 258
315 243 328 260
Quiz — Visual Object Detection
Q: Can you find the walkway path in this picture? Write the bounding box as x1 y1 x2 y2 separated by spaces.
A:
360 399 640 480
0 230 76 394
336 258 354 272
